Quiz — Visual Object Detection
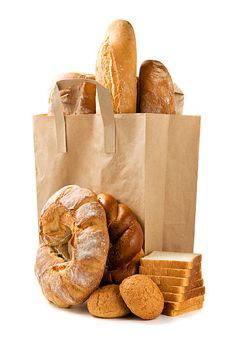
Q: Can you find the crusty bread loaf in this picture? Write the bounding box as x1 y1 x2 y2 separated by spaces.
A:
48 72 96 115
96 19 137 113
87 284 130 318
139 264 201 277
98 193 144 284
138 60 175 114
35 185 109 308
119 275 164 320
162 302 203 316
140 251 202 269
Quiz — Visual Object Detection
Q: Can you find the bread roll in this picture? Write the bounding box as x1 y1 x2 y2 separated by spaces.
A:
119 275 164 320
96 19 137 113
138 60 175 114
48 72 96 115
87 285 130 318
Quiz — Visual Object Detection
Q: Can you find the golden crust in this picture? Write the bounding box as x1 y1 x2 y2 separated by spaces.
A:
119 274 164 320
35 185 109 308
87 284 130 318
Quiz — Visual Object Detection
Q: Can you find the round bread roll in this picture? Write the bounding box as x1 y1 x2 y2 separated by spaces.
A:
35 185 109 308
119 274 164 320
96 19 137 113
87 284 130 318
138 60 175 114
48 72 96 116
97 193 144 284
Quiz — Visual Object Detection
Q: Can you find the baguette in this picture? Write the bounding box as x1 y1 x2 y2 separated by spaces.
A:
96 19 137 113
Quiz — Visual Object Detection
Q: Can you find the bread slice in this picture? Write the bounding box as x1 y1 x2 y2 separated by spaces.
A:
139 263 201 278
164 295 204 310
162 286 205 302
162 302 203 316
140 251 201 269
149 272 202 287
158 279 204 294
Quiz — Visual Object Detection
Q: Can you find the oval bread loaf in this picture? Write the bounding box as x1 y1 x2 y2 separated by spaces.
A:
138 60 175 114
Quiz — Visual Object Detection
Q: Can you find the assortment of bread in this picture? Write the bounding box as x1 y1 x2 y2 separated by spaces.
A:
35 19 204 321
49 19 184 115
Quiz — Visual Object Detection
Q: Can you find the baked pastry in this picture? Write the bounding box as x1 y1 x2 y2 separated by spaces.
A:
87 284 130 318
48 72 96 115
119 274 164 320
96 19 137 113
97 193 144 284
35 185 109 308
138 60 175 114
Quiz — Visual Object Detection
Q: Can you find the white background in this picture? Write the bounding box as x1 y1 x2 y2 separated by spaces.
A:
1 0 236 354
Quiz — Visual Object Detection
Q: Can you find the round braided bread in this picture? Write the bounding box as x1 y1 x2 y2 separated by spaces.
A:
97 193 144 284
35 185 109 308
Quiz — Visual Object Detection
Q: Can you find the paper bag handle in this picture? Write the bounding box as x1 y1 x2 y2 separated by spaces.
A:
51 78 116 154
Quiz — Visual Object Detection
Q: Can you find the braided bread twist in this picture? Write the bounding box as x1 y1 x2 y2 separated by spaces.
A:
97 193 144 284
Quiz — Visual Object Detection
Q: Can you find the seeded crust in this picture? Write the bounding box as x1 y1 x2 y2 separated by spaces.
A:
119 274 164 320
87 284 130 318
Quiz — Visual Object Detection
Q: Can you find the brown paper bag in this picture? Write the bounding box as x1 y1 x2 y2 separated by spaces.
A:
33 78 200 253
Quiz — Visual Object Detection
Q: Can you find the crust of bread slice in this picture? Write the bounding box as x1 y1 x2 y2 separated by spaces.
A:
164 295 204 310
162 286 205 302
149 273 202 287
162 302 203 316
139 263 201 277
140 251 201 269
158 278 204 294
